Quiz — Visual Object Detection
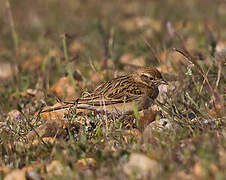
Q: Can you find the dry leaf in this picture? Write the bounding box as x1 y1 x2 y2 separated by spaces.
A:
50 76 79 100
31 137 55 146
41 103 70 120
90 69 109 83
69 41 85 53
46 160 63 176
122 129 141 143
4 169 26 180
209 163 219 174
0 166 10 174
208 103 224 118
193 162 205 178
21 56 43 71
76 158 96 169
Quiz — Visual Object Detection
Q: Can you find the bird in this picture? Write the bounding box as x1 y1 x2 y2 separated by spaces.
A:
41 67 167 115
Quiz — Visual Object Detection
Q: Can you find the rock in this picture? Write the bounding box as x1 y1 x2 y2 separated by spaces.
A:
215 41 226 60
0 62 17 80
157 84 168 102
26 170 41 180
141 118 180 144
123 153 162 179
146 118 173 131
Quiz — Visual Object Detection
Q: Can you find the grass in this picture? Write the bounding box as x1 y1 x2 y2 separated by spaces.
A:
0 0 225 179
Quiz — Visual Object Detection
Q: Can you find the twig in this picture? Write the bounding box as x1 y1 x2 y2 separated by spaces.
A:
177 100 204 117
143 38 160 63
5 122 27 142
173 29 223 114
95 20 109 68
61 33 69 62
41 104 74 113
89 58 97 73
204 23 217 56
17 105 49 147
173 48 193 65
173 32 215 94
199 66 210 94
6 0 19 56
215 61 222 89
173 48 215 95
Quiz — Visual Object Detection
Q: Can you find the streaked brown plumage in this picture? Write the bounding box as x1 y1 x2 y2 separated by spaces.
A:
76 67 167 114
41 67 167 115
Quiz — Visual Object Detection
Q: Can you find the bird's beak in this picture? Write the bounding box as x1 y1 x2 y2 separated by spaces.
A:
158 79 168 85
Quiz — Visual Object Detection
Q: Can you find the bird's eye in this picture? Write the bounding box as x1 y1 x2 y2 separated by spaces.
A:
141 75 149 83
149 77 154 80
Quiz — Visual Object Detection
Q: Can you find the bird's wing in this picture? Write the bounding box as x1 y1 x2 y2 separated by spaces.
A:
78 76 147 106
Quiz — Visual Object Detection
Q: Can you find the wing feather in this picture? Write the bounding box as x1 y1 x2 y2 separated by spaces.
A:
78 75 149 106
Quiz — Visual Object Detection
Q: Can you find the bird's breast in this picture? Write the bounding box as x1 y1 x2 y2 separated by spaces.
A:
147 86 159 99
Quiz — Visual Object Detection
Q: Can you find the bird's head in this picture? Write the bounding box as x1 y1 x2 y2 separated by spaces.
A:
133 67 167 87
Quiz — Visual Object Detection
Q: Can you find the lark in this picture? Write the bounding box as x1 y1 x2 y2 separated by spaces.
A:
42 67 167 115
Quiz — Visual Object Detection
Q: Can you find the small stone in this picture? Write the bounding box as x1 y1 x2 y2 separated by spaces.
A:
26 170 41 180
215 41 226 59
141 118 180 144
148 118 173 131
157 84 168 102
0 62 16 80
123 153 162 179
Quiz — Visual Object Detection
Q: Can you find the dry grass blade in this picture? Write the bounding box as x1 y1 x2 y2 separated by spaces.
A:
41 104 75 113
173 32 215 94
204 23 217 56
17 105 49 146
5 0 19 56
173 30 224 117
215 61 222 89
143 38 160 63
